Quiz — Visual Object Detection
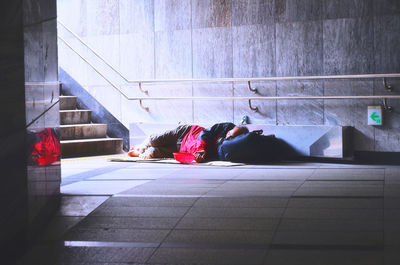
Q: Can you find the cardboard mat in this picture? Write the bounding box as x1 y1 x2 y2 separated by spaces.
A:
108 157 246 167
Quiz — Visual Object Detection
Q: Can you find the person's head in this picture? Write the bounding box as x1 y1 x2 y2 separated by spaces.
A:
225 126 249 139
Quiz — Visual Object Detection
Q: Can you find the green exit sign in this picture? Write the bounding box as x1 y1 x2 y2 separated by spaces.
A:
368 106 383 126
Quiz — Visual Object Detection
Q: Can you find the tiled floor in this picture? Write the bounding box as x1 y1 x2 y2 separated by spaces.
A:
18 155 400 265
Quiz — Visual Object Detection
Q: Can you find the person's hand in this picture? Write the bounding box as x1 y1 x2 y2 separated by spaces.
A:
193 150 207 163
226 128 240 139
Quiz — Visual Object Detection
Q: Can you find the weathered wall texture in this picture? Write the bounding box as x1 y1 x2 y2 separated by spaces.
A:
58 0 400 152
24 0 61 246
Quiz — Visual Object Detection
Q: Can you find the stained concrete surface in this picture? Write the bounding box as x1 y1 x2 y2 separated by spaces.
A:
17 155 400 264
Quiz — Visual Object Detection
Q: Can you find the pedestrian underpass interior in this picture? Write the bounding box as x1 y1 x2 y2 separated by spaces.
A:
2 0 400 264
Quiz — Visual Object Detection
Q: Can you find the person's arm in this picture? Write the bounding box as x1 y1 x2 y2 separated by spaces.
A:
197 123 235 161
199 122 235 142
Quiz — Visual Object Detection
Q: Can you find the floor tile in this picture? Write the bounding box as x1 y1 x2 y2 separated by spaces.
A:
301 180 384 187
310 168 384 180
76 216 180 230
384 209 400 219
384 230 400 246
102 196 197 207
278 218 382 232
220 180 304 188
293 187 383 197
176 217 280 231
57 196 110 216
272 230 383 246
265 249 383 265
194 197 288 208
185 207 285 218
117 184 213 196
148 248 267 265
65 228 169 243
91 206 189 218
384 198 400 208
90 168 181 180
205 190 296 197
234 169 314 180
384 168 400 184
283 208 383 219
163 229 275 245
40 216 85 241
18 245 155 265
384 184 400 197
288 197 383 208
61 180 150 195
384 246 400 265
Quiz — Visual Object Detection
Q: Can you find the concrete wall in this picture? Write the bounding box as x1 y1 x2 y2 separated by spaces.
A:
0 0 60 261
24 0 61 242
57 0 400 152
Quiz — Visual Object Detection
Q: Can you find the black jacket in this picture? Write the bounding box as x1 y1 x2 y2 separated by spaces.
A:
199 122 236 160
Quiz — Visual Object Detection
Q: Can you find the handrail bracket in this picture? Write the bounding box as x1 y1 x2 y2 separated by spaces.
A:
383 78 393 92
139 99 149 112
139 82 149 95
383 98 393 112
248 81 258 94
248 99 259 112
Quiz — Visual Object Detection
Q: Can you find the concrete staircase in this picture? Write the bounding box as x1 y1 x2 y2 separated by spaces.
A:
59 95 123 158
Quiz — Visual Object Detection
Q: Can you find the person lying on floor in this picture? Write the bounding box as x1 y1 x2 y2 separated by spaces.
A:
128 122 249 162
216 129 298 163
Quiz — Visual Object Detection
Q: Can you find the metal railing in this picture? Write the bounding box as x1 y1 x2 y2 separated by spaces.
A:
25 82 60 128
57 20 400 112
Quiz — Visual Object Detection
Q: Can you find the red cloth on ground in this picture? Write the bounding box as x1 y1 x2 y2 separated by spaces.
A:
179 125 207 157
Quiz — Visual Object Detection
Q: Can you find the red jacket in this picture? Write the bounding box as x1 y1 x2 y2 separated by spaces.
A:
179 125 207 157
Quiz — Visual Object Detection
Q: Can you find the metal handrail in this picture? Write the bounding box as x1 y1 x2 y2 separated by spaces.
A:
130 74 400 84
133 95 400 113
26 99 60 129
58 20 400 85
55 35 400 104
57 21 130 83
25 82 61 128
58 35 132 100
58 20 400 113
125 95 400 100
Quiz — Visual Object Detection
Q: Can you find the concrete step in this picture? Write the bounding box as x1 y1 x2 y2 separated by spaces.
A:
59 95 77 110
60 110 91 125
60 124 108 140
61 138 123 158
